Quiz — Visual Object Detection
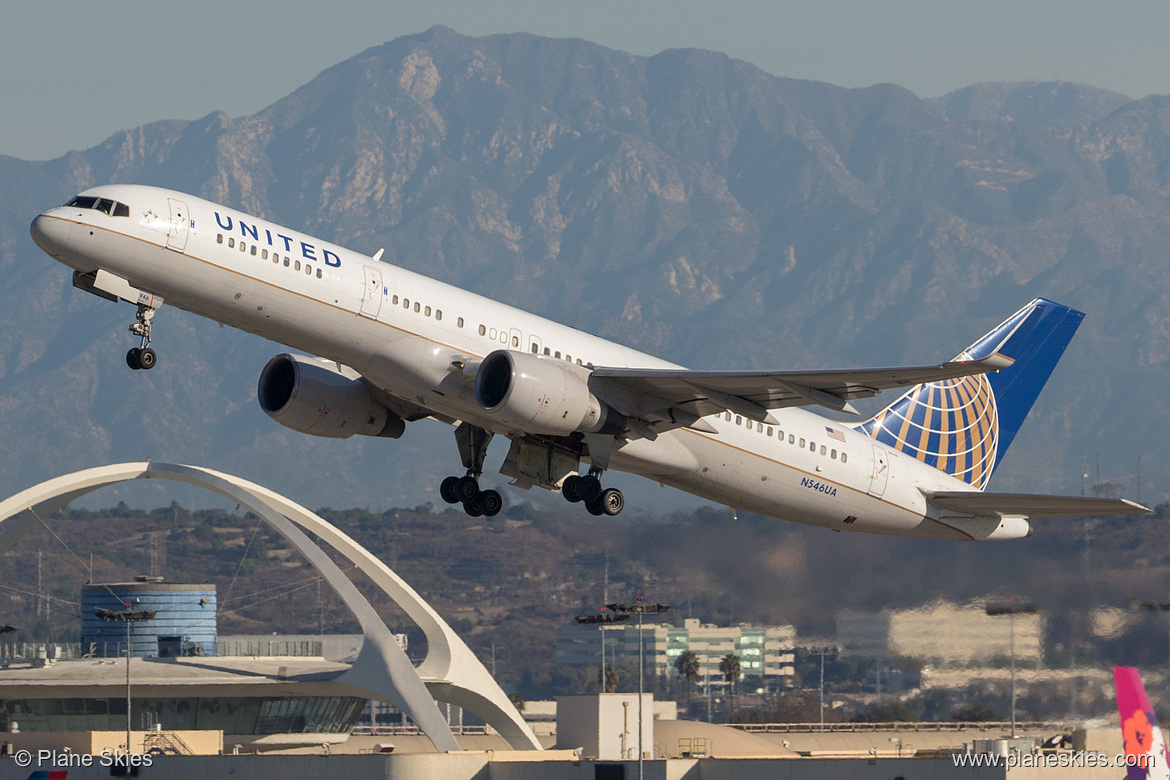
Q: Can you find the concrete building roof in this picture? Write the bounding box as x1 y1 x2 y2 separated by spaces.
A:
0 656 353 698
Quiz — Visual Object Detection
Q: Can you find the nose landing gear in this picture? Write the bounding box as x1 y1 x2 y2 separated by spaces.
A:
126 303 157 370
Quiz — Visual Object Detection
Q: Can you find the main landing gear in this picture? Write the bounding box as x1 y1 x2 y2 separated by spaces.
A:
125 303 157 371
561 470 624 516
439 423 502 518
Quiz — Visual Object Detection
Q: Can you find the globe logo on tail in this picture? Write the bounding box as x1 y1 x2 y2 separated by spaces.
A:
858 361 999 489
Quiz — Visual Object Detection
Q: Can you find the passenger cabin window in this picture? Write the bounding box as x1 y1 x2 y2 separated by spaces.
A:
228 237 235 248
479 325 487 336
436 310 442 321
512 336 520 348
531 343 539 354
842 453 848 464
217 234 224 244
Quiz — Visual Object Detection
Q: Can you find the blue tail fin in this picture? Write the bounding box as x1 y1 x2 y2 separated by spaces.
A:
853 298 1084 489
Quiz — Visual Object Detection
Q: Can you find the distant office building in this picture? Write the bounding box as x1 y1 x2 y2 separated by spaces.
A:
81 578 216 658
836 600 1043 667
556 618 795 688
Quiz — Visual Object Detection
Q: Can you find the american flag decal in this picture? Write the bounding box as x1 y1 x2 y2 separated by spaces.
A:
825 427 846 443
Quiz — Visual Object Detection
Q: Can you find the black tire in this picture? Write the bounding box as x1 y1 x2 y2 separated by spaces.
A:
440 476 461 504
138 347 157 370
585 498 605 516
463 496 484 517
562 474 583 503
480 489 503 517
600 488 625 516
457 475 480 502
578 474 603 503
126 348 141 370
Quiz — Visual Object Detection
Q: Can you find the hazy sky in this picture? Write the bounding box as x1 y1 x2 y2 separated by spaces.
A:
4 0 1168 161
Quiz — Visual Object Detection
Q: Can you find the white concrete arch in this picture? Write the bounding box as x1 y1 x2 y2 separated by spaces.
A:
0 462 540 751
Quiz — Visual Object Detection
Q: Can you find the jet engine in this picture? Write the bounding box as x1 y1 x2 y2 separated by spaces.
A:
257 353 405 439
475 350 625 436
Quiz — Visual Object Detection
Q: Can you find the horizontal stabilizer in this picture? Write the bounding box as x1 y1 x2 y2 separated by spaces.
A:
927 491 1149 519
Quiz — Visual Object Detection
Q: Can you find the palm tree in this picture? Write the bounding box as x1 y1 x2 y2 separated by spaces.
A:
676 650 700 706
719 653 741 721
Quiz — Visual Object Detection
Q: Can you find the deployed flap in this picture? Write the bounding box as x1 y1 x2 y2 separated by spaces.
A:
926 491 1149 518
591 354 1011 422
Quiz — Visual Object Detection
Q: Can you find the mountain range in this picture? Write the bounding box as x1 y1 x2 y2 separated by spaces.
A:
0 26 1165 512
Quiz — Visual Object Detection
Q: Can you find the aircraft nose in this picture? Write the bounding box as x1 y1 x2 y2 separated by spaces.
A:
30 213 70 255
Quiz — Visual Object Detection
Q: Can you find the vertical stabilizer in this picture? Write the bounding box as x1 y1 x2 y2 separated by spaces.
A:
854 298 1083 489
1115 666 1170 780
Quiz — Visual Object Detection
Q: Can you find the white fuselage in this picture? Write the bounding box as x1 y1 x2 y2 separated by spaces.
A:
31 184 1026 540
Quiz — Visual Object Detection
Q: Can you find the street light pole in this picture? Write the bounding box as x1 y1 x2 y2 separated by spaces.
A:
574 610 631 694
986 599 1039 739
606 599 670 780
97 607 155 756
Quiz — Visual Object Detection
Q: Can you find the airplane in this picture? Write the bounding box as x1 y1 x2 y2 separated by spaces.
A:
1114 666 1169 780
29 185 1148 538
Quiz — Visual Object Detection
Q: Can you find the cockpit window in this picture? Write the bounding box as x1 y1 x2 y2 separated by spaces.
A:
66 195 131 217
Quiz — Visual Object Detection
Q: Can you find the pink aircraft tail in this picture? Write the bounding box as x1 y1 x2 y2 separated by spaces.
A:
1115 666 1170 780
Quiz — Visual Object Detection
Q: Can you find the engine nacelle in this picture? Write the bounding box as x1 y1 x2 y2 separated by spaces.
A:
257 353 405 439
475 350 625 436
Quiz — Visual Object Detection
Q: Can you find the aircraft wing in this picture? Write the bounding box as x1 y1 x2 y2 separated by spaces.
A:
591 354 1012 424
926 491 1149 518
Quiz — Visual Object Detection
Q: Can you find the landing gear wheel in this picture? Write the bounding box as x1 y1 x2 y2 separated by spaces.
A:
479 489 503 517
599 487 624 516
585 498 606 516
138 347 157 370
440 476 461 504
562 475 583 503
456 475 480 502
578 475 603 504
463 497 484 518
126 348 142 370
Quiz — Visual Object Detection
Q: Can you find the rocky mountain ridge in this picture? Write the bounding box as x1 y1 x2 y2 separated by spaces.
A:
1 26 1165 510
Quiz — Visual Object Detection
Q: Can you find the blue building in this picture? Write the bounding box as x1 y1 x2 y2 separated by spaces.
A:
81 578 217 657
